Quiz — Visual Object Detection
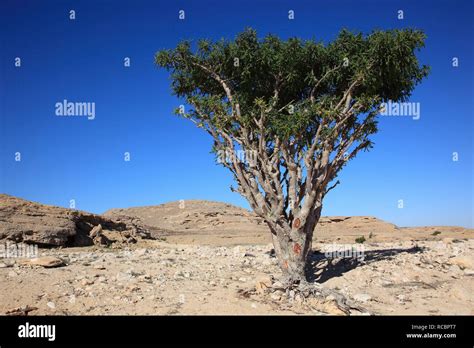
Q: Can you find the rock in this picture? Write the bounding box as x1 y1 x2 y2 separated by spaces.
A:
89 224 102 238
396 294 406 301
294 293 304 305
134 249 148 257
272 281 284 288
306 298 347 315
116 272 133 282
270 292 282 301
92 233 112 246
353 293 372 303
0 194 154 247
464 269 474 276
448 256 473 270
81 279 94 286
126 236 137 244
125 268 142 277
174 271 184 279
138 275 152 283
126 285 140 293
46 302 56 309
255 275 273 294
19 256 65 268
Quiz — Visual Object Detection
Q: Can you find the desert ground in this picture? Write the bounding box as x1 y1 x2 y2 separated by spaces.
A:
0 194 473 315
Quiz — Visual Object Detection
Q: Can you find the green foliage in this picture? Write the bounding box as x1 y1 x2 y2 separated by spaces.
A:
155 28 428 147
355 236 366 244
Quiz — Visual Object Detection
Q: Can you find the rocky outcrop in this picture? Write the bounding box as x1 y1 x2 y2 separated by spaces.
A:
2 194 471 247
0 194 156 247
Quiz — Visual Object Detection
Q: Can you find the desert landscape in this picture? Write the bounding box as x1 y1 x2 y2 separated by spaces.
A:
0 193 473 316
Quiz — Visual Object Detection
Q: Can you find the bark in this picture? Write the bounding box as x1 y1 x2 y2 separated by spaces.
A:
268 205 322 284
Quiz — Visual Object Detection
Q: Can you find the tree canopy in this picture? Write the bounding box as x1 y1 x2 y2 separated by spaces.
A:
156 27 428 217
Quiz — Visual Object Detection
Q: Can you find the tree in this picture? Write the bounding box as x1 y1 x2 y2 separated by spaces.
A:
155 28 428 285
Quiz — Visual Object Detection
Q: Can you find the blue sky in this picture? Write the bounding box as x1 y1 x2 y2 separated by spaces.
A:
0 0 472 227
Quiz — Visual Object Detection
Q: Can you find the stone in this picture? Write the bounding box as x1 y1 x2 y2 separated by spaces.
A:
81 279 94 286
272 281 284 288
306 297 347 315
174 271 184 279
46 302 56 309
353 293 372 303
126 285 140 293
138 275 152 283
94 233 112 246
448 256 473 270
89 224 103 238
19 256 65 268
255 275 273 294
270 292 282 301
134 248 148 257
464 269 474 276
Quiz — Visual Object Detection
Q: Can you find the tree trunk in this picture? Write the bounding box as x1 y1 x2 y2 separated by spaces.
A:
268 206 322 284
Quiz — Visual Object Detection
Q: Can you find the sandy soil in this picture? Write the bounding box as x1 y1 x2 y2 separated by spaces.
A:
1 238 473 315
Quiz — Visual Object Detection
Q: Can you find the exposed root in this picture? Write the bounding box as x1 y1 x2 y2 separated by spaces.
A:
243 277 371 315
6 305 38 316
290 281 370 315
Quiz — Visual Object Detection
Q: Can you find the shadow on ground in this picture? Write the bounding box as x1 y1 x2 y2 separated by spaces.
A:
306 245 425 283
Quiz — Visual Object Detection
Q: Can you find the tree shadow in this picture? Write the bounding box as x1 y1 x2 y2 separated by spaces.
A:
306 245 425 283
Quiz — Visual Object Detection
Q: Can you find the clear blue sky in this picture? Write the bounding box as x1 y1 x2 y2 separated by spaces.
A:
0 0 472 227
